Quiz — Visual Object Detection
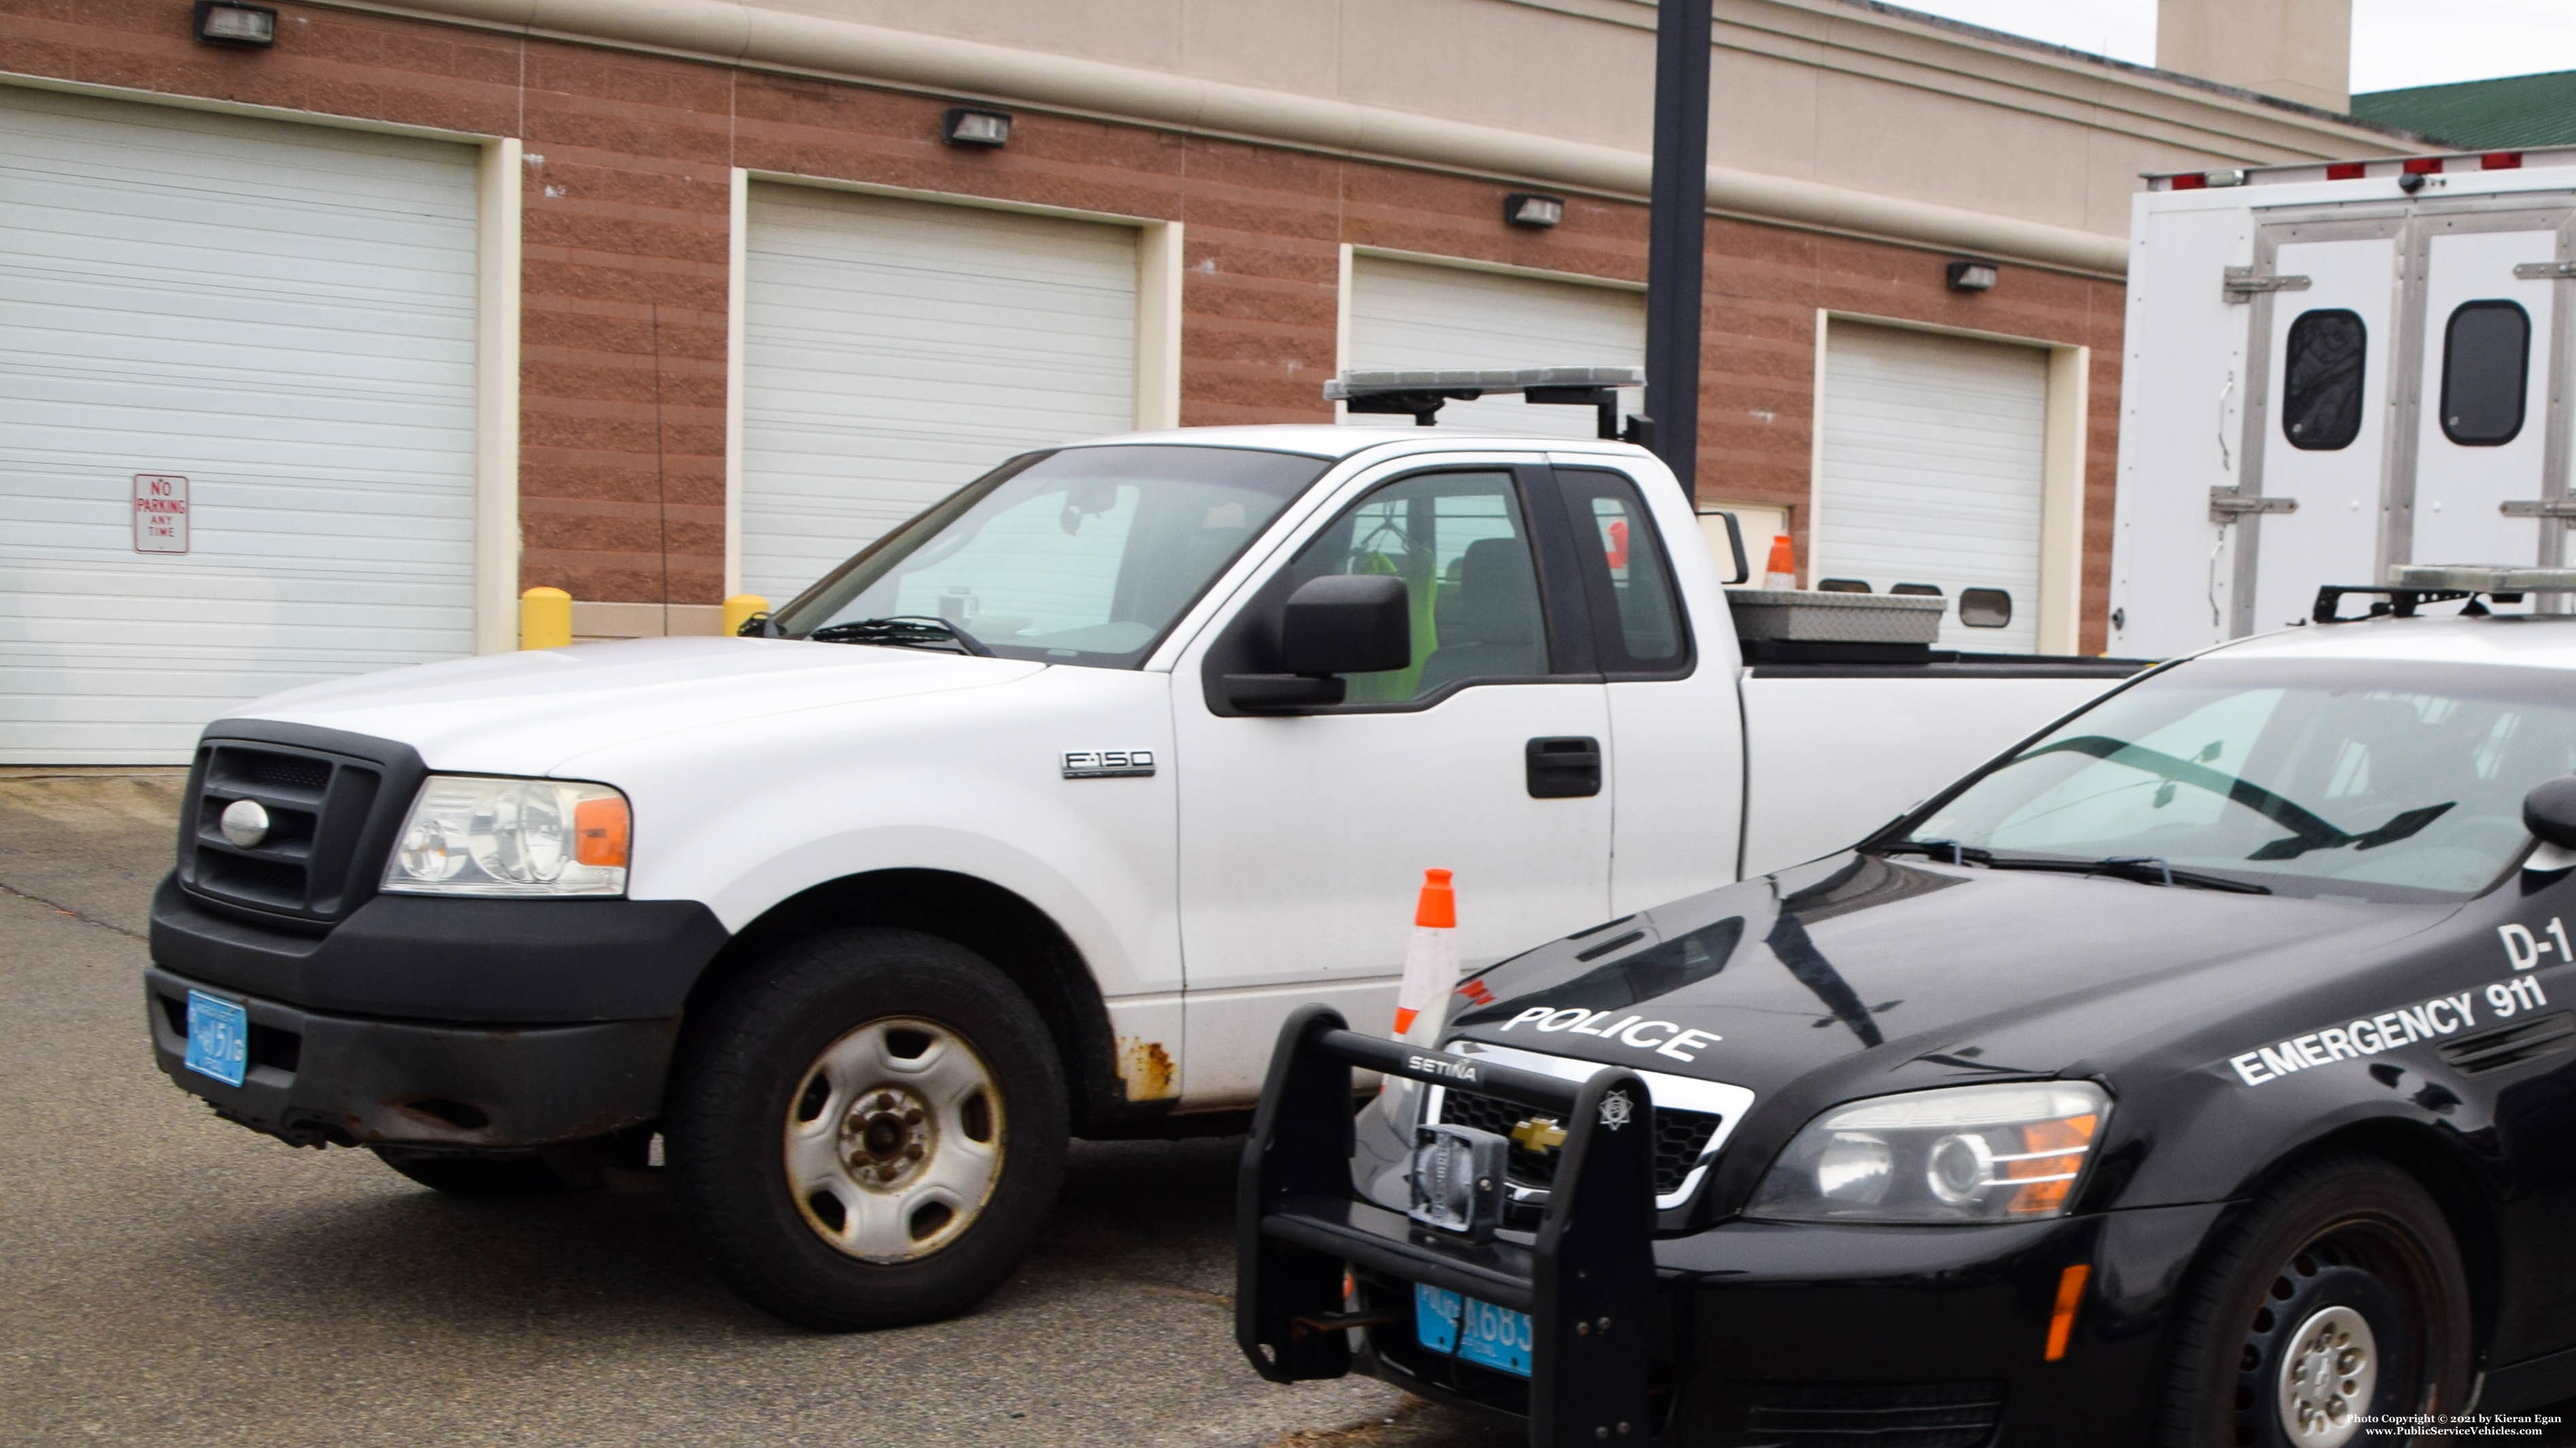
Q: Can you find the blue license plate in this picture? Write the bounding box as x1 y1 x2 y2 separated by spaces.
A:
1414 1282 1533 1377
183 990 249 1087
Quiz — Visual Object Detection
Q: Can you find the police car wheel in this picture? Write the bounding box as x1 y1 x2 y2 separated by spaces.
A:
666 927 1068 1331
2158 1154 2471 1448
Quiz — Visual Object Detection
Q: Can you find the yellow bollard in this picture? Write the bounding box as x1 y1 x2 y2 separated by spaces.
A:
722 593 771 637
520 587 573 650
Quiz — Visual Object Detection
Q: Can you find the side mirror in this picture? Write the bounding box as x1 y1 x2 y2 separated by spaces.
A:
1224 574 1410 712
2526 776 2576 850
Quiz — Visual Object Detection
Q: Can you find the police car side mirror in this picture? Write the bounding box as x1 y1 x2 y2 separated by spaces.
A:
2527 777 2576 850
1221 574 1412 712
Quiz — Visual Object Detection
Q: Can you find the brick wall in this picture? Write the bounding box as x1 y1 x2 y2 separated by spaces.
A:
1 0 2122 651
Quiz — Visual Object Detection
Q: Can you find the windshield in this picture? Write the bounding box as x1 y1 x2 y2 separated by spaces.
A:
1893 657 2576 902
772 445 1330 667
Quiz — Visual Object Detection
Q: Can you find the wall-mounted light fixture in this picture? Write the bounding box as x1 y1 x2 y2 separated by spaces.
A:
1946 258 1999 293
942 107 1013 150
1504 193 1565 229
192 0 277 46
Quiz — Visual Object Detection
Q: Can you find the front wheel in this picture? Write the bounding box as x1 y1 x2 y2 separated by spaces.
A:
665 928 1068 1330
2158 1154 2472 1448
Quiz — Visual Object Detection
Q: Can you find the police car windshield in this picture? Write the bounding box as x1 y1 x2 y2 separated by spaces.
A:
1896 658 2576 902
772 446 1330 668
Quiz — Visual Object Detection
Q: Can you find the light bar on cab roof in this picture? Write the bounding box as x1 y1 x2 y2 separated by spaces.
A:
2388 565 2576 593
1322 365 1646 400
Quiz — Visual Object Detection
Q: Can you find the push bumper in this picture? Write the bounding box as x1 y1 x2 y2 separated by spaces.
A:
1237 1006 2229 1448
147 965 677 1149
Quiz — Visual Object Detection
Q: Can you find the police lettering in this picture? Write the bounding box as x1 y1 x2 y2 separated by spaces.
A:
2228 976 2552 1086
1499 1007 1721 1063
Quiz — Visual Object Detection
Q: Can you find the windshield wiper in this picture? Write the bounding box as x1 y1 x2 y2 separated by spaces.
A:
807 615 994 657
1876 841 2271 893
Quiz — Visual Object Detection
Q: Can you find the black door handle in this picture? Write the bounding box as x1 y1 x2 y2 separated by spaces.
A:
1526 736 1602 799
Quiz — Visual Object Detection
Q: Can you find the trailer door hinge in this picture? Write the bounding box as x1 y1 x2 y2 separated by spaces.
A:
2512 261 2576 281
2223 266 2311 303
2502 498 2576 518
2212 489 2297 521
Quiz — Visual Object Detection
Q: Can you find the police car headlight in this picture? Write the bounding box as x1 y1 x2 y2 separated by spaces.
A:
382 775 630 897
1745 1081 2109 1224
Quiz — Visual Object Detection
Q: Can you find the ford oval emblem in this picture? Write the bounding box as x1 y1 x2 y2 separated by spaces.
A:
219 798 271 849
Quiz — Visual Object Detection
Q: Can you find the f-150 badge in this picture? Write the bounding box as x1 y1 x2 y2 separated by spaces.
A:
1062 749 1155 779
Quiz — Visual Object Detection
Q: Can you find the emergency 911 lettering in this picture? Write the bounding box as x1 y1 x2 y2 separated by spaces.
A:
2230 972 2552 1086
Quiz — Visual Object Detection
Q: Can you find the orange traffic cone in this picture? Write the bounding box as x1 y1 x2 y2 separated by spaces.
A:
1394 868 1459 1044
1764 534 1797 589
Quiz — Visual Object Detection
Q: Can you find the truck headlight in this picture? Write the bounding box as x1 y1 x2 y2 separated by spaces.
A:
382 775 630 897
1744 1080 2108 1224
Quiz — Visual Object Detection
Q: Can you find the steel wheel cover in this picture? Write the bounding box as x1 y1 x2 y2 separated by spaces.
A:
783 1017 1005 1262
2276 1304 2378 1447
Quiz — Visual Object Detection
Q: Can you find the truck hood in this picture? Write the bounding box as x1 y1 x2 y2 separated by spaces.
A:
1444 852 2454 1099
222 637 1046 775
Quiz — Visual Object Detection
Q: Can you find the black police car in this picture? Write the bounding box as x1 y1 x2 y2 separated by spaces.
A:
1240 584 2576 1448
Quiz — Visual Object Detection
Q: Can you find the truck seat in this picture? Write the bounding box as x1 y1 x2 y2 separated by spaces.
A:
1417 536 1544 692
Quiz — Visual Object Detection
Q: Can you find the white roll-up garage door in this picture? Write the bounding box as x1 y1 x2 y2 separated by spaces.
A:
1344 255 1644 439
738 186 1139 604
0 86 479 765
1816 322 2048 653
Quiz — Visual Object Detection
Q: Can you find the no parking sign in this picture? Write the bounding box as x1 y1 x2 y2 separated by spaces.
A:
133 473 188 553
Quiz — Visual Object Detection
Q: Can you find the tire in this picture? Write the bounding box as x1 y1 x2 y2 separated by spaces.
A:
2158 1154 2473 1448
371 1147 585 1198
665 928 1068 1330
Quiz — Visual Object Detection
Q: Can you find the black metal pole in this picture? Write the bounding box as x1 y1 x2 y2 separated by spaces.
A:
1644 0 1710 498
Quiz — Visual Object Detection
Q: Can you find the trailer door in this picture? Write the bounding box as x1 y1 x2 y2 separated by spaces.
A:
2404 211 2569 570
2234 224 2400 635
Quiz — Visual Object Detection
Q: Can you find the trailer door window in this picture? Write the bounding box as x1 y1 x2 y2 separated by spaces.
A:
2439 300 2531 446
2281 308 2367 451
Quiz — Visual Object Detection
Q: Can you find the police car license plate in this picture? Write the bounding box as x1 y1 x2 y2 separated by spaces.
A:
1413 1282 1533 1377
183 990 249 1087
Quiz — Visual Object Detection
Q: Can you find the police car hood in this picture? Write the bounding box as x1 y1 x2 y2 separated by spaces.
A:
1443 852 2456 1100
222 636 1045 776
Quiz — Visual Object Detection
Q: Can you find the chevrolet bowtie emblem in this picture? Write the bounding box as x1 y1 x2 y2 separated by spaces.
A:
1508 1117 1567 1153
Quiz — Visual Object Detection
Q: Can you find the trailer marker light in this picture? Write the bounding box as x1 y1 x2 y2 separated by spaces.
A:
2167 173 2207 191
1504 192 1565 229
2204 169 2246 188
2484 152 2524 171
2326 162 2365 181
2403 157 2443 175
2044 1264 2090 1361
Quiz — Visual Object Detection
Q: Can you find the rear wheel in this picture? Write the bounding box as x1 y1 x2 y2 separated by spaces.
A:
2159 1154 2471 1448
666 928 1067 1330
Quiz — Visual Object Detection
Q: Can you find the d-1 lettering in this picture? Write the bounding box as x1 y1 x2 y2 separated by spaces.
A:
2499 917 2574 971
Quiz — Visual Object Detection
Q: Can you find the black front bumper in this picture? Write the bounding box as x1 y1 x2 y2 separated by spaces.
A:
147 965 678 1149
1238 1007 2233 1448
146 871 730 1150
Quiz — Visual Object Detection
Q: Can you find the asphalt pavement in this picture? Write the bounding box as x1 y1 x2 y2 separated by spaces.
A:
0 769 1521 1448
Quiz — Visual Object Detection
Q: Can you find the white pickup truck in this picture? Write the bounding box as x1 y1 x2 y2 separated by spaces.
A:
141 421 2134 1329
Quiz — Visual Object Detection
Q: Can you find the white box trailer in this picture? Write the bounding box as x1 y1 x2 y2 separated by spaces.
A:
2109 147 2576 658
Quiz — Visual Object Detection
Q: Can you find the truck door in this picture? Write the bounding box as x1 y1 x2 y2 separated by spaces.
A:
1168 459 1613 1106
2404 209 2569 571
2230 222 2401 636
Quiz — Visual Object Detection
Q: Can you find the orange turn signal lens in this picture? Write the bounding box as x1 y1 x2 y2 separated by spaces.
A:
573 795 630 867
2044 1263 2090 1361
2005 1113 2098 1217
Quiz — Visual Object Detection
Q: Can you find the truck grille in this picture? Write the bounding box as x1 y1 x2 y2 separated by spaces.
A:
177 736 409 927
1433 1086 1723 1198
